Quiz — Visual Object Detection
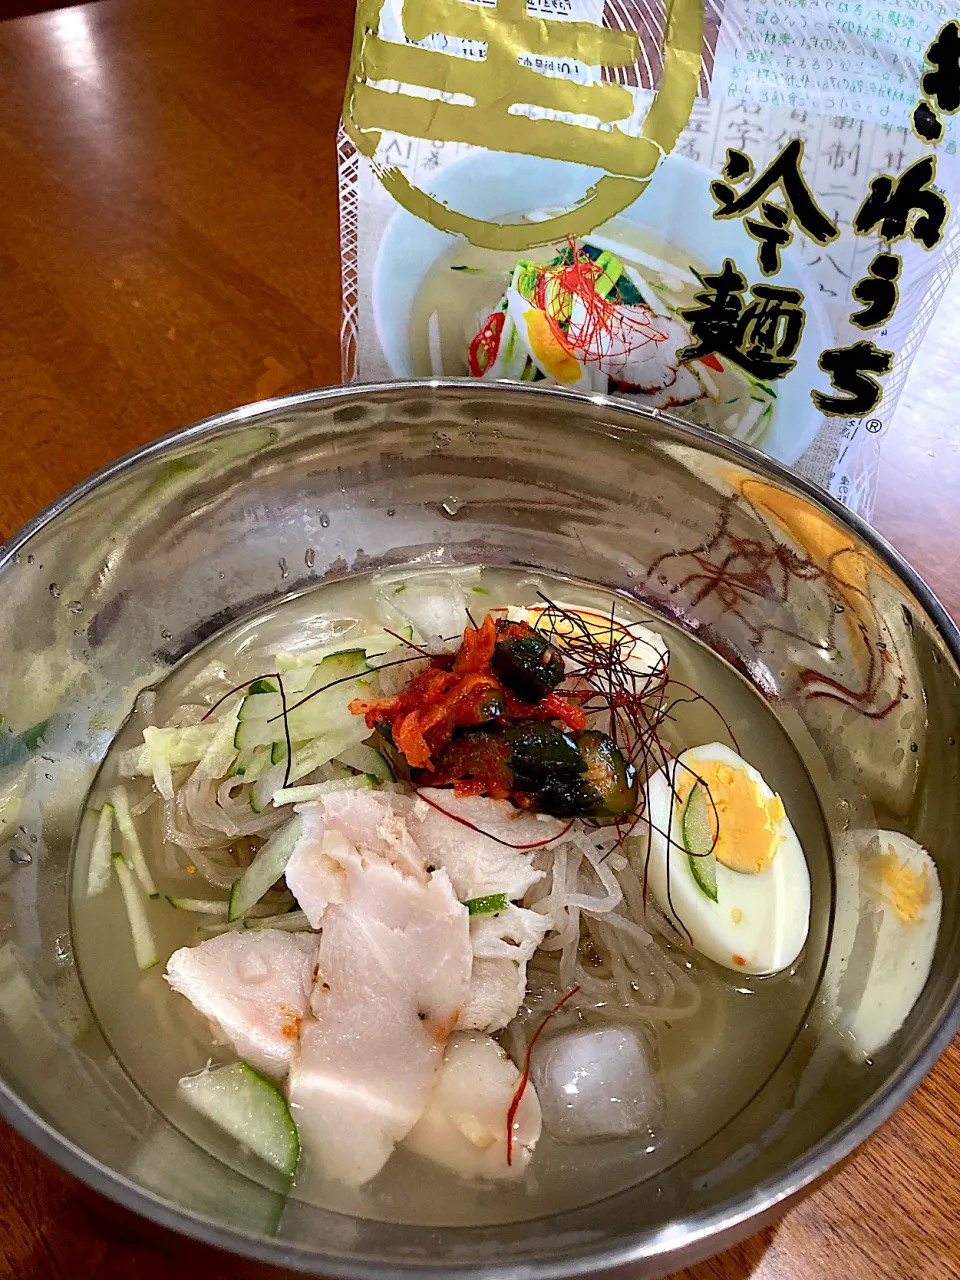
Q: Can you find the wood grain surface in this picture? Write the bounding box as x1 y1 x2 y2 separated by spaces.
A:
0 2 958 1278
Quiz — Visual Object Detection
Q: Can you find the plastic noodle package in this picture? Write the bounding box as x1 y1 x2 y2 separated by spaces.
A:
338 0 960 517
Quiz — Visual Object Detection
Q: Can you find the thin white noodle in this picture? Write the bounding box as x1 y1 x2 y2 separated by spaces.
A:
525 822 704 1028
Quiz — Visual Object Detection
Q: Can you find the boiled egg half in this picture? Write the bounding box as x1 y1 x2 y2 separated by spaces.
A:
841 830 942 1058
645 742 810 975
506 601 669 682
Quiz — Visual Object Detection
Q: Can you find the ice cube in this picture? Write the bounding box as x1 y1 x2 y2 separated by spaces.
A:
530 1025 658 1143
379 570 472 646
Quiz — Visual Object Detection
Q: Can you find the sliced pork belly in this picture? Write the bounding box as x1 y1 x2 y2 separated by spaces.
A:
165 931 319 1079
288 845 470 1187
404 1031 541 1179
460 905 552 1033
412 790 564 900
284 804 348 928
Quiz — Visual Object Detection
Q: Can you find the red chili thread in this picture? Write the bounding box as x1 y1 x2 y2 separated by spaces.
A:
534 240 666 370
506 985 581 1166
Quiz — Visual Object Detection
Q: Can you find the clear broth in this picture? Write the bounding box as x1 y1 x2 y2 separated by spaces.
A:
71 566 832 1227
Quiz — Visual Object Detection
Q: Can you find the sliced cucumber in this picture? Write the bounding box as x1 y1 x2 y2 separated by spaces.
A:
237 651 369 723
228 815 303 922
86 803 115 897
165 896 230 916
335 743 396 782
682 782 718 903
270 739 307 767
234 667 372 751
118 723 222 777
143 725 175 800
110 786 158 898
235 744 273 783
199 908 314 938
250 724 370 813
195 714 240 780
112 853 159 970
271 774 376 808
274 627 411 671
177 1061 300 1177
464 892 509 915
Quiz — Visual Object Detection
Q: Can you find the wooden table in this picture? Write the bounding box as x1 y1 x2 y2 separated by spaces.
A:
1 1 958 1277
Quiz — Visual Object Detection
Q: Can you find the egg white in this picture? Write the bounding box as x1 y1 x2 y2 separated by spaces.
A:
645 742 811 976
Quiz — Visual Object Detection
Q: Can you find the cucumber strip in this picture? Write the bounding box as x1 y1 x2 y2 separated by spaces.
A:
168 896 283 917
236 744 273 783
200 909 314 938
241 670 315 699
274 628 410 671
110 786 158 898
250 724 370 813
270 739 308 766
238 652 369 723
228 815 303 921
682 782 718 903
245 909 312 932
143 725 175 800
335 743 396 782
118 724 222 777
271 774 376 807
86 803 115 897
234 673 372 751
165 896 229 916
112 854 159 970
464 892 509 915
177 1061 300 1177
195 714 240 780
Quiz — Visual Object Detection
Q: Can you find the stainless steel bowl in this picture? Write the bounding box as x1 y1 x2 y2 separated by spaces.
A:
1 381 957 1277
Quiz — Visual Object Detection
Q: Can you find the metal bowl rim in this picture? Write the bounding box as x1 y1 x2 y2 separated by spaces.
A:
2 378 958 1278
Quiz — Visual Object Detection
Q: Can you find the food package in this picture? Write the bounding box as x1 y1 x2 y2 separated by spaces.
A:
338 0 960 515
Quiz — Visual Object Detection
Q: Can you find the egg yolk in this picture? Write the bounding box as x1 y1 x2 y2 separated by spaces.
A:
678 759 785 875
876 847 926 922
523 310 583 384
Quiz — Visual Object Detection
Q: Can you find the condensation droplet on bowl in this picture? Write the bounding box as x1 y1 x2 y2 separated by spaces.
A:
161 629 173 641
433 432 451 448
278 558 289 580
386 509 396 518
219 571 226 580
26 554 34 565
9 848 32 866
49 583 61 598
319 514 330 528
304 548 316 569
833 603 844 614
440 496 464 518
12 551 20 565
910 742 919 753
67 601 83 614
